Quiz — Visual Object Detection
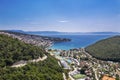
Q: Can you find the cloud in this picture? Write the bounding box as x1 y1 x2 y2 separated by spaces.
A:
58 20 69 23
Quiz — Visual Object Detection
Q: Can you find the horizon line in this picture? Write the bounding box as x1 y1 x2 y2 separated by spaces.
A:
1 29 120 33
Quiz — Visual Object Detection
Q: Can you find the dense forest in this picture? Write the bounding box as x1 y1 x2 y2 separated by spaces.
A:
85 36 120 62
0 34 44 67
0 34 63 80
0 55 63 80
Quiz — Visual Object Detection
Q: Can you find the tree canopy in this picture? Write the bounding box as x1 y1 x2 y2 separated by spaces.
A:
0 34 44 67
85 36 120 62
0 34 63 80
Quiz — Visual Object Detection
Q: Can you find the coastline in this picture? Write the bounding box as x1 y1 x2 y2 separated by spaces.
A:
0 31 71 49
1 31 119 79
49 34 113 50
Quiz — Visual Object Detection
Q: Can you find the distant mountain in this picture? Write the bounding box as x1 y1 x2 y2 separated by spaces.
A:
6 30 120 35
87 32 120 35
25 31 120 35
0 30 71 44
85 36 120 62
8 30 25 33
26 31 61 35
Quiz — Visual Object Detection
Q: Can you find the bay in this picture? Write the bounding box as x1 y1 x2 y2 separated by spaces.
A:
48 35 113 50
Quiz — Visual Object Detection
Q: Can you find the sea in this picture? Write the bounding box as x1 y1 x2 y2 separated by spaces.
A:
26 32 118 50
40 34 114 50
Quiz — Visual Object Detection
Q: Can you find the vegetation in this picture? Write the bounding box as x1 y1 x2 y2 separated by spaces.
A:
0 55 63 80
0 34 44 67
0 34 63 80
86 36 120 62
72 74 86 79
1 30 71 42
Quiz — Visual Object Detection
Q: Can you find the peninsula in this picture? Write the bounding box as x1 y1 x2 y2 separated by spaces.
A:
0 30 71 48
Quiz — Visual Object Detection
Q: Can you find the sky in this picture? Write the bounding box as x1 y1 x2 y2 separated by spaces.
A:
0 0 120 32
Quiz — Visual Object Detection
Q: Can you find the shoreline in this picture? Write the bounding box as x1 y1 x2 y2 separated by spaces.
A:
0 31 71 49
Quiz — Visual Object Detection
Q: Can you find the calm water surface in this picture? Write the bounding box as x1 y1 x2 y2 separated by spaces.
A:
48 35 113 50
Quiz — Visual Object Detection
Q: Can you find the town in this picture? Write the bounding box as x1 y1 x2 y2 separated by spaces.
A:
0 31 71 48
47 48 120 80
0 31 120 80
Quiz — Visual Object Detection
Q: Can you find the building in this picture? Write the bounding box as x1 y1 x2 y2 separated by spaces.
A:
60 60 70 69
102 75 115 80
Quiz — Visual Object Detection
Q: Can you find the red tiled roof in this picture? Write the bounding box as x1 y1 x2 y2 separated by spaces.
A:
102 75 115 80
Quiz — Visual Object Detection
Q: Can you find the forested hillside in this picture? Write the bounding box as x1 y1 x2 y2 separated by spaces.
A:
0 34 44 67
0 34 63 80
85 36 120 62
0 55 63 80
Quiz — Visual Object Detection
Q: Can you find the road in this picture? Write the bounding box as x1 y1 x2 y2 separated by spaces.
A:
11 55 47 67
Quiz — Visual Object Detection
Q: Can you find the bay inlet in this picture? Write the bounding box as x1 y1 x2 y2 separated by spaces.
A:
48 35 113 50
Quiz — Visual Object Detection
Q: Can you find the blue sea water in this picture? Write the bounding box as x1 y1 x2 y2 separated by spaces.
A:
47 35 114 50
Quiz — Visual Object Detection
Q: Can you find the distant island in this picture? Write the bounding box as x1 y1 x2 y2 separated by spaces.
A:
8 30 120 35
86 36 120 62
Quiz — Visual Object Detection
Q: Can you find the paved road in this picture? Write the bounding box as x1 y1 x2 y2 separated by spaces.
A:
11 55 47 67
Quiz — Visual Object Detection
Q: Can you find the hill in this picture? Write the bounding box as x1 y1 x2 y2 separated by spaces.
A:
0 31 71 48
85 36 120 62
0 34 44 67
0 34 63 80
